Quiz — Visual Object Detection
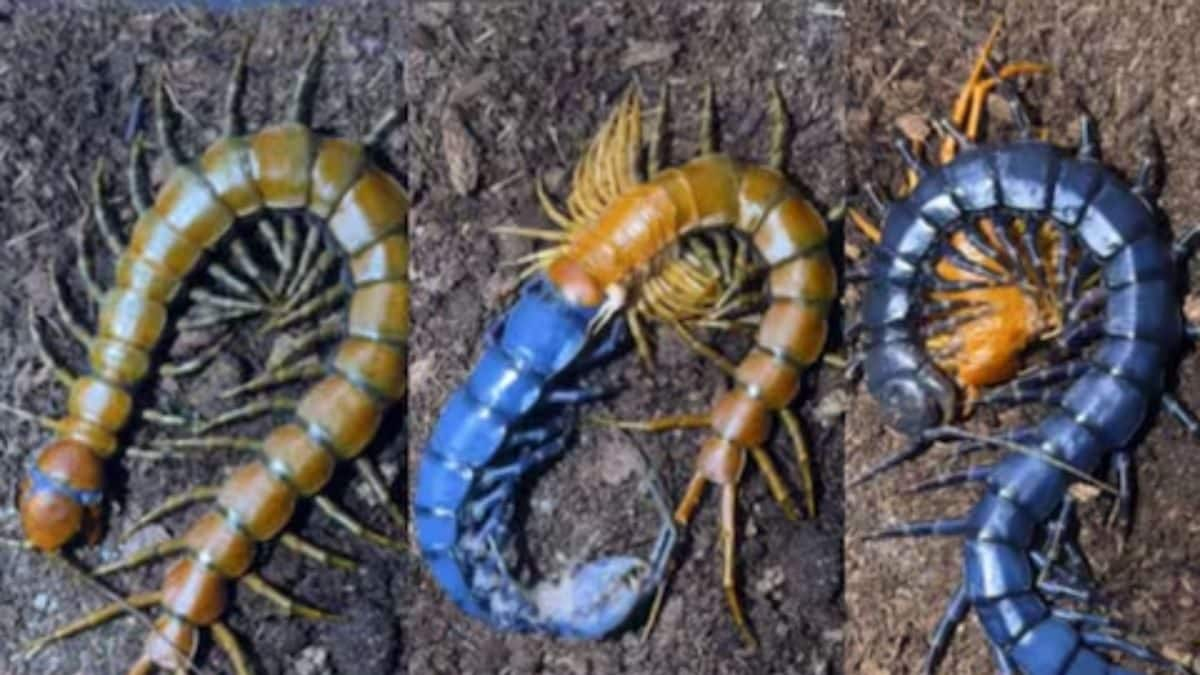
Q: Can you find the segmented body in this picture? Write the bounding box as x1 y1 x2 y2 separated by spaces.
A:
21 42 409 672
417 90 834 641
862 140 1179 673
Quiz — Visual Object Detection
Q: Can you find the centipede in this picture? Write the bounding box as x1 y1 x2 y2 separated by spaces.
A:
416 84 834 646
849 21 1195 674
17 32 409 674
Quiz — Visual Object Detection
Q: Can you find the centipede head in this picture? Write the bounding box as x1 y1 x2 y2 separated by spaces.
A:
874 367 958 437
532 555 654 639
17 439 105 551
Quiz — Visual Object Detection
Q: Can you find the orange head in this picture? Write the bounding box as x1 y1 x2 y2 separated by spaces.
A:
18 439 105 551
547 258 604 307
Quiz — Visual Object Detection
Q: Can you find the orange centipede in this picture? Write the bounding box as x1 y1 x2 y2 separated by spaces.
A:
498 85 835 646
20 32 408 674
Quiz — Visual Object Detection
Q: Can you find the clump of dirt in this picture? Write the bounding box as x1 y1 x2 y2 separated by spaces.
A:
406 2 845 674
845 1 1200 672
0 4 407 674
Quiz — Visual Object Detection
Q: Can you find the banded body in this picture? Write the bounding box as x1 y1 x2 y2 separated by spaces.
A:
493 89 834 643
853 24 1192 674
25 36 408 674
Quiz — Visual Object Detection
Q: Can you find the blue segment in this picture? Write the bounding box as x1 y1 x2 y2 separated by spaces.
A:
1105 280 1180 343
967 493 1036 547
1076 177 1156 259
908 168 962 226
414 455 472 511
414 509 460 553
1035 411 1105 475
499 279 597 373
1060 372 1148 450
1010 618 1081 675
880 201 940 265
987 454 1067 522
963 539 1032 601
993 141 1059 211
863 279 914 327
1063 648 1112 675
1102 235 1172 288
425 390 509 468
1051 157 1105 226
975 592 1049 648
466 348 546 418
425 551 487 619
944 149 1000 210
1092 337 1166 393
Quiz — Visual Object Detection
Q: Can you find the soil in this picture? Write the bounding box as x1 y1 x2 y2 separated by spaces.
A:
844 2 1200 673
405 2 845 675
0 3 407 675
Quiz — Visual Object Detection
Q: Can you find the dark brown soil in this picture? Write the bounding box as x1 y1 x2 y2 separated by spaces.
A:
0 3 407 674
405 2 844 675
845 2 1200 673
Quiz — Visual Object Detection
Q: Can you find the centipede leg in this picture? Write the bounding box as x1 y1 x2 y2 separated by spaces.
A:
123 486 219 539
364 106 402 149
255 219 291 295
148 436 262 453
647 83 668 177
279 532 357 571
204 262 266 307
74 213 104 303
314 495 405 551
1161 392 1200 438
159 334 234 379
273 216 301 296
92 538 187 577
1037 496 1076 586
223 34 251 136
590 412 710 433
29 305 76 388
1080 632 1189 673
220 359 325 398
923 582 970 675
22 591 162 658
191 397 298 433
667 319 738 376
261 317 342 371
230 239 279 303
286 226 323 299
282 249 338 313
353 457 406 533
1107 448 1135 538
241 572 336 620
747 445 799 520
48 259 91 346
719 483 756 648
975 360 1087 408
779 408 816 518
210 621 251 675
264 284 347 333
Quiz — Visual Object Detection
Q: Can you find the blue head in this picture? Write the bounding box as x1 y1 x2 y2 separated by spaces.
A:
531 555 657 639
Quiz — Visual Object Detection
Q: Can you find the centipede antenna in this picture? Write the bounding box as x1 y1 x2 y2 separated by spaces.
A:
154 69 185 165
224 33 253 136
1161 392 1200 438
647 82 669 177
907 465 992 493
127 134 152 214
937 428 1119 496
289 25 332 125
768 79 788 171
698 81 716 155
89 160 124 257
860 516 971 541
847 433 935 487
1077 114 1100 160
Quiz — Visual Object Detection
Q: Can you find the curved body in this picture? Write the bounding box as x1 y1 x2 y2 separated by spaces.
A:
863 140 1177 673
415 276 669 637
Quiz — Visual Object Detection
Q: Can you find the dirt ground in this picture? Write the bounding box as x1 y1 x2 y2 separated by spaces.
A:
845 1 1200 673
0 3 407 674
405 2 844 675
